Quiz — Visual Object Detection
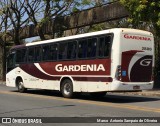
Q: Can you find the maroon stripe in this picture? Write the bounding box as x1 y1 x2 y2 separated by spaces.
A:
20 64 59 80
73 77 113 82
39 59 111 76
20 64 112 82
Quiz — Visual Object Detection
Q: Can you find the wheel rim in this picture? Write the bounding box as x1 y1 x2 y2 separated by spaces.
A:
18 81 23 90
64 83 71 95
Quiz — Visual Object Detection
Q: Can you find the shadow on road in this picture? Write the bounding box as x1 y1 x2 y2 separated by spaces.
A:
11 89 160 104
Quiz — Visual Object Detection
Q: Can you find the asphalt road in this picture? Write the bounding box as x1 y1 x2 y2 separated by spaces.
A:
0 84 160 126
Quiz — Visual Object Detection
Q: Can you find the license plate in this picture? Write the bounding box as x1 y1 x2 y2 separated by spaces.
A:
133 86 140 90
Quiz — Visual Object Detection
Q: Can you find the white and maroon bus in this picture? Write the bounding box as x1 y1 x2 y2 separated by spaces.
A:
6 28 154 98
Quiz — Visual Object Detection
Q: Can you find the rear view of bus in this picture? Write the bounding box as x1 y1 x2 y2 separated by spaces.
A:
112 29 154 91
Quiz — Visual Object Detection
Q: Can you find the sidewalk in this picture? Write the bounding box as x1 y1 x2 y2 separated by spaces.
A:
110 89 160 97
0 81 6 85
131 89 160 97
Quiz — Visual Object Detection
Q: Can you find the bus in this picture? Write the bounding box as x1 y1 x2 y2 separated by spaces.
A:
6 28 154 98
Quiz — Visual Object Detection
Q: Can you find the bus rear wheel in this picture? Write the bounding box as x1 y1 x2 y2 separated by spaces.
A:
61 79 74 98
17 79 27 93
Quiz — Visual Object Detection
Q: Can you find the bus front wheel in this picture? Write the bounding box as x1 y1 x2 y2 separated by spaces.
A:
61 79 74 98
17 79 27 93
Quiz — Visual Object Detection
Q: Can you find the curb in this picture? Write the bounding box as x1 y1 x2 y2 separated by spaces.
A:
110 91 160 97
139 91 160 97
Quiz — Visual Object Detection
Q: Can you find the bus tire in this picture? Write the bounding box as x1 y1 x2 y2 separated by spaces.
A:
90 92 106 98
17 78 27 93
61 79 74 98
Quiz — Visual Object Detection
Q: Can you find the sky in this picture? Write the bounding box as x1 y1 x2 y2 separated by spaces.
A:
25 36 40 43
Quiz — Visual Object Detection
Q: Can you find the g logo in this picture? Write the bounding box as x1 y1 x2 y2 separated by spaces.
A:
140 59 152 66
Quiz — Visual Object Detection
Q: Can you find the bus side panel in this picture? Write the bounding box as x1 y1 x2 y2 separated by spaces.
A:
18 59 111 82
13 58 112 92
6 68 18 87
38 59 111 76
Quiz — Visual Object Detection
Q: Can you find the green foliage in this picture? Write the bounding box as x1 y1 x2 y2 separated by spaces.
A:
88 23 107 32
72 7 80 12
120 0 160 81
119 0 160 34
82 0 91 5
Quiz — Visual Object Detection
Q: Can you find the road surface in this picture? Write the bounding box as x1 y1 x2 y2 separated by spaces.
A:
0 84 160 126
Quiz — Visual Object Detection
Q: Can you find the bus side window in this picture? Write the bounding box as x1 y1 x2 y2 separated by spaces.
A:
67 41 77 59
78 39 87 59
35 46 41 62
98 37 105 57
104 36 111 57
50 44 58 61
98 35 111 57
28 47 35 62
42 45 50 61
16 49 27 63
59 43 68 60
87 38 97 58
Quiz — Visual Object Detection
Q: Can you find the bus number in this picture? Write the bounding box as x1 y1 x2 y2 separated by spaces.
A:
142 47 152 51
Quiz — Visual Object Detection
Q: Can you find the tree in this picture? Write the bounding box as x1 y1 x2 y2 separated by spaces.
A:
0 0 30 80
8 0 29 45
0 4 9 80
0 0 30 45
24 0 95 40
119 0 160 36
